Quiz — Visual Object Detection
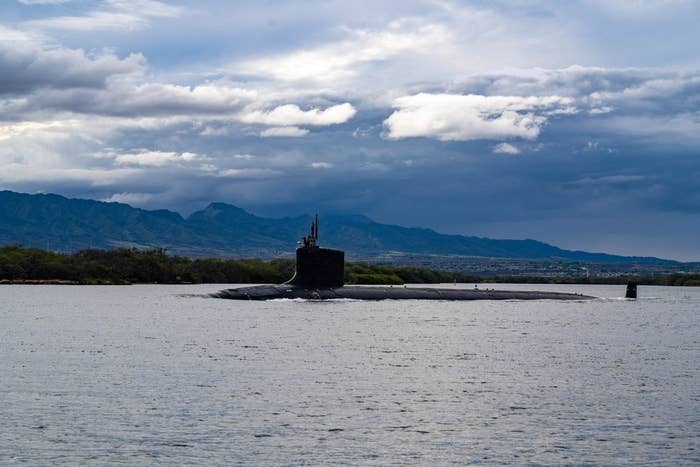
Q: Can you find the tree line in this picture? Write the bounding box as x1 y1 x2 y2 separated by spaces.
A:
0 246 698 286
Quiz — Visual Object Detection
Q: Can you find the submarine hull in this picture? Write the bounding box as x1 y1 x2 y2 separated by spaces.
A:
212 218 595 301
212 284 593 301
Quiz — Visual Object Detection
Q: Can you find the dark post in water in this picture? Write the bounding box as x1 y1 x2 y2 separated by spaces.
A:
625 281 638 299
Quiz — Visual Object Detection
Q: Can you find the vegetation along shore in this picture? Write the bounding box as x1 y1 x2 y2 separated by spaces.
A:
0 246 698 286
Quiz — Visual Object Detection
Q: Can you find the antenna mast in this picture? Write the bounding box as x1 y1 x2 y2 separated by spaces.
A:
315 213 319 242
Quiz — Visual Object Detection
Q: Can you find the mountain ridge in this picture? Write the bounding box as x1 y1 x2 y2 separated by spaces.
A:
0 190 675 264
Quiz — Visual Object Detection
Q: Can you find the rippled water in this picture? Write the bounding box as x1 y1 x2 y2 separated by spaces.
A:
1 283 698 465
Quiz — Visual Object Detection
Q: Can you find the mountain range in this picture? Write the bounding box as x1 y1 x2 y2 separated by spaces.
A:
0 190 674 264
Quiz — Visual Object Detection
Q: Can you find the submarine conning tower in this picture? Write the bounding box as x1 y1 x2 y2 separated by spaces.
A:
284 214 345 288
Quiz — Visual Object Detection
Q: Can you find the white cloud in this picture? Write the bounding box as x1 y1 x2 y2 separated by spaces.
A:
310 161 333 169
241 103 356 126
198 163 217 172
23 0 182 31
352 126 375 138
2 62 354 131
102 191 155 205
383 93 574 141
26 12 152 31
0 120 76 141
114 150 200 167
199 125 230 136
259 126 309 137
0 25 36 41
493 142 520 154
0 163 139 185
106 0 181 17
215 168 281 179
238 22 450 84
19 0 72 4
0 117 120 185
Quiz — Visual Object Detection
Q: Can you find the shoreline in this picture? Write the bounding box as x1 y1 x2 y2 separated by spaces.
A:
0 279 80 285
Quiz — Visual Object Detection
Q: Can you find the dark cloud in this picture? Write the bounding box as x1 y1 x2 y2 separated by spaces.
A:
0 39 143 95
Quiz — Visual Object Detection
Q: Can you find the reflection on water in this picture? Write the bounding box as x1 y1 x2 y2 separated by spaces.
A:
1 284 698 465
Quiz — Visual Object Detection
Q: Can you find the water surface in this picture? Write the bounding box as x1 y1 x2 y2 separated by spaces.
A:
1 284 698 465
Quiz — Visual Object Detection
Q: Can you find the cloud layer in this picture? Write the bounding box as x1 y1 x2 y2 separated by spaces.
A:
0 32 144 94
2 0 700 259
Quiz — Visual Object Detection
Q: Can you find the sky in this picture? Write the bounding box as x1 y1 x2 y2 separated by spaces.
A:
1 0 699 260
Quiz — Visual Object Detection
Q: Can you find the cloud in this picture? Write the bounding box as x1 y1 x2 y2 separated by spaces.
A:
102 191 155 205
199 125 230 136
106 0 181 17
454 66 700 111
383 93 574 141
215 168 281 179
310 162 333 169
573 174 648 186
19 0 72 4
238 22 450 84
259 126 309 137
2 56 353 130
23 0 182 31
584 0 696 17
241 103 356 126
46 81 258 117
113 150 201 167
0 35 144 95
26 12 152 31
0 120 75 141
232 2 602 91
493 142 520 154
0 163 139 185
590 113 700 144
441 66 700 143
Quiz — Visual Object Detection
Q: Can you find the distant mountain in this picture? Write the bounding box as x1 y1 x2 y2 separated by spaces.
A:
0 190 674 264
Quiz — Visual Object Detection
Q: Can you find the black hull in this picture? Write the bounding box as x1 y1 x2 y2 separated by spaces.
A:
212 284 594 301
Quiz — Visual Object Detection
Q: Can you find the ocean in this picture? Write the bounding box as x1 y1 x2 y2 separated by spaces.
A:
1 283 698 465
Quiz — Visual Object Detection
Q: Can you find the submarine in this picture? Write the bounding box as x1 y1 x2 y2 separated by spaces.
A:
212 215 595 301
